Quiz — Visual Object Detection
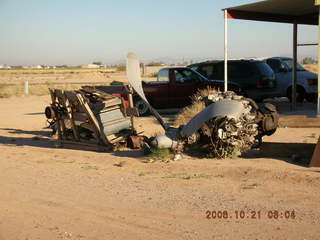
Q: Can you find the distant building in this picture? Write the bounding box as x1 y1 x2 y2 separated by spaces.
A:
85 64 100 69
32 65 43 69
0 65 11 69
11 66 23 69
42 65 56 69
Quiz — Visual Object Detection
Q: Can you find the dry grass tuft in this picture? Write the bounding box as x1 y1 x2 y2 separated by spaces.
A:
191 87 218 102
175 87 217 126
0 83 24 98
175 101 205 126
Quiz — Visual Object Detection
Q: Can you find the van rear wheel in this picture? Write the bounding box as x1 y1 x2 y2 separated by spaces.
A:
306 94 317 103
287 87 305 103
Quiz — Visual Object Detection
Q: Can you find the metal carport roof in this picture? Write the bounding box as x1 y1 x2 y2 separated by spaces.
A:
225 0 318 25
222 0 319 115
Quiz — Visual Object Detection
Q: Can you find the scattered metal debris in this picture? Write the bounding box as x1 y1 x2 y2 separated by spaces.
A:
126 52 279 159
45 52 279 160
45 85 143 150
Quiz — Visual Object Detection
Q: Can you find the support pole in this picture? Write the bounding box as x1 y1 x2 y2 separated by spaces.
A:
292 23 298 111
318 5 320 115
224 9 228 92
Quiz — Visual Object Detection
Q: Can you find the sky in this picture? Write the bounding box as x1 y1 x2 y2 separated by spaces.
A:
0 0 318 65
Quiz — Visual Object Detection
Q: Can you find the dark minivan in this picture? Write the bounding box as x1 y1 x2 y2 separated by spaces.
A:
188 60 277 101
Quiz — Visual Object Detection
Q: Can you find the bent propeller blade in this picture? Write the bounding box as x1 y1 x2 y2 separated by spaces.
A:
126 52 168 130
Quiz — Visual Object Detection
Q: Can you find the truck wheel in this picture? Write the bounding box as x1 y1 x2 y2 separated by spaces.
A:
287 86 305 103
134 98 150 116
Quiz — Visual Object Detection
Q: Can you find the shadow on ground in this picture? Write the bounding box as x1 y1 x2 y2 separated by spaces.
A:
0 128 146 157
24 112 45 116
243 142 316 167
0 128 316 168
112 149 146 159
0 135 53 148
0 128 52 137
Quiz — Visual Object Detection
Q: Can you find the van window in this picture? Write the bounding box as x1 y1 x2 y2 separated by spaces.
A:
281 59 305 71
255 62 274 76
198 64 214 78
228 62 253 79
266 59 281 73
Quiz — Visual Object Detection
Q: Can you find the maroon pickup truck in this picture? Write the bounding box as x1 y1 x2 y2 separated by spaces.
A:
92 67 242 116
134 67 242 115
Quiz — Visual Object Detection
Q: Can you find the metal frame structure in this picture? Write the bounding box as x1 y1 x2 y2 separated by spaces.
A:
46 86 138 151
223 0 319 114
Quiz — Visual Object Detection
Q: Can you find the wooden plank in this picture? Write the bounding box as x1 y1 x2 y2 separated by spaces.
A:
106 134 126 144
65 98 80 141
98 106 121 114
87 85 127 96
76 93 110 146
64 91 83 141
80 87 118 101
104 98 122 106
56 90 79 141
59 140 111 152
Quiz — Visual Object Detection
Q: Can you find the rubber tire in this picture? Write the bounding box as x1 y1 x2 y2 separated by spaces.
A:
287 86 305 103
305 94 317 103
134 98 150 116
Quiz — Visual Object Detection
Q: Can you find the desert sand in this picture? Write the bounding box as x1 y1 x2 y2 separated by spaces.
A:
0 95 319 240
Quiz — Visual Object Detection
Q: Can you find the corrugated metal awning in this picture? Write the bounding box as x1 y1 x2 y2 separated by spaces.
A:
225 0 318 25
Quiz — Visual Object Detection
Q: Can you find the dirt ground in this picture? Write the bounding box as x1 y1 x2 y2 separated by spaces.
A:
0 95 320 240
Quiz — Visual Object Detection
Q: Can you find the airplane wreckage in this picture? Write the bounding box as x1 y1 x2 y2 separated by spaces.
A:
45 53 279 159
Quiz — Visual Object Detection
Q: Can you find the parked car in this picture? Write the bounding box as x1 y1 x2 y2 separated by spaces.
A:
134 67 242 115
264 57 318 102
188 60 277 101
